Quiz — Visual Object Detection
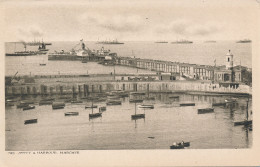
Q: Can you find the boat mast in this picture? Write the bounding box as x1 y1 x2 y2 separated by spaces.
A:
92 99 94 114
246 97 249 121
135 102 137 115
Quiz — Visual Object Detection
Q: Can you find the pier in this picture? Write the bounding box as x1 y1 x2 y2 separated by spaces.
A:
5 74 251 96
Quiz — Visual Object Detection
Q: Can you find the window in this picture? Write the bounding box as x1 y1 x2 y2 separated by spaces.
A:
228 58 230 62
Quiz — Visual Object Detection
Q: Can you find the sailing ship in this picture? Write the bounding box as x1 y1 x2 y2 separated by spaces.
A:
234 98 252 126
85 97 102 119
131 101 145 120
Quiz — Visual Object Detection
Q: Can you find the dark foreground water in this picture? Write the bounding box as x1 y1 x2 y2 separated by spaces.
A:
5 93 252 150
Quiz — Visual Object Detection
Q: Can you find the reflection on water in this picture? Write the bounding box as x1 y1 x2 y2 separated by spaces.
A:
5 93 252 150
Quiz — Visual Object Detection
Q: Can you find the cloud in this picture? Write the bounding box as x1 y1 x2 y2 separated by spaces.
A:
156 19 222 37
18 26 44 38
79 13 145 32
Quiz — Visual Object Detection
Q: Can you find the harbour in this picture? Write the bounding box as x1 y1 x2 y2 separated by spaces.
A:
5 40 252 150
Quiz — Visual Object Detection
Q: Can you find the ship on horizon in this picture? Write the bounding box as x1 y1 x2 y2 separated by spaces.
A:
155 41 168 43
5 43 48 56
96 39 124 45
236 39 251 43
171 39 193 44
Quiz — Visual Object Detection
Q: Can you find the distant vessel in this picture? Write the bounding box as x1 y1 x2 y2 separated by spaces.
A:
96 39 124 44
171 39 193 44
236 39 251 43
6 42 49 56
155 41 168 43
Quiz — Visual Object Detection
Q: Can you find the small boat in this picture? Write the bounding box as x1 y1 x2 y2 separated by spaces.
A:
20 100 34 104
180 103 195 106
131 102 145 120
138 104 154 109
41 98 55 101
212 102 226 107
23 105 36 111
234 120 252 126
107 95 121 100
89 112 102 118
169 95 179 99
129 99 143 103
85 105 98 109
71 100 83 104
131 114 145 119
65 112 79 116
170 143 184 149
106 100 122 105
170 141 190 149
17 103 29 108
234 98 252 126
99 106 106 112
24 119 37 125
39 100 53 105
88 98 102 119
130 92 146 95
198 108 214 114
148 136 155 139
52 102 65 109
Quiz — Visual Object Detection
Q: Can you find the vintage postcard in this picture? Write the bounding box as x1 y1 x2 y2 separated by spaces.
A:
0 0 259 166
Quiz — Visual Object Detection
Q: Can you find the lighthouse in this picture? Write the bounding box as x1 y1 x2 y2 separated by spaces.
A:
226 50 233 70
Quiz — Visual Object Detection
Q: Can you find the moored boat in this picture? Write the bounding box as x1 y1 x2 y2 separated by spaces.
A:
198 108 214 114
52 102 65 109
170 141 190 149
106 100 122 105
138 104 154 109
129 99 143 103
39 100 53 105
85 105 98 109
65 112 79 116
130 92 146 95
169 95 179 99
17 103 29 108
71 100 83 104
24 119 38 125
23 105 36 111
234 120 252 126
89 112 102 118
180 103 195 106
131 114 145 120
212 102 226 107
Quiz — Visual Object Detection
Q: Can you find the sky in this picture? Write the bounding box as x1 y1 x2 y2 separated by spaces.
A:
2 0 259 42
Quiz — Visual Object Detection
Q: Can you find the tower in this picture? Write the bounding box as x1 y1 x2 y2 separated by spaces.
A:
226 50 233 70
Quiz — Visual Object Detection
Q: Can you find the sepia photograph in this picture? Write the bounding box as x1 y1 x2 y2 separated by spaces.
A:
1 0 259 166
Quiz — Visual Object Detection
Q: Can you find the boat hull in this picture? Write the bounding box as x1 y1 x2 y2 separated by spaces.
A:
65 112 79 116
180 103 195 106
24 119 38 125
89 113 102 118
131 114 145 119
198 108 214 114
